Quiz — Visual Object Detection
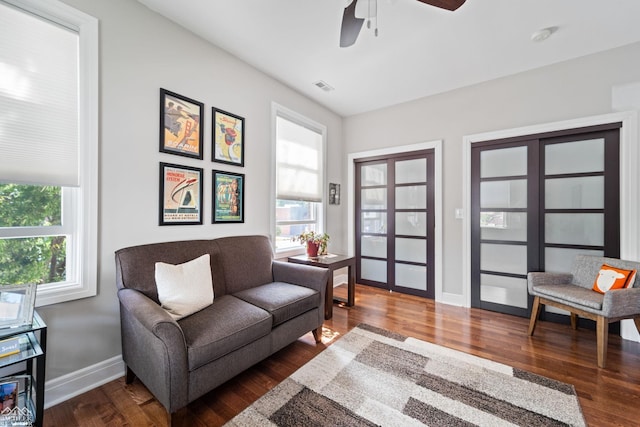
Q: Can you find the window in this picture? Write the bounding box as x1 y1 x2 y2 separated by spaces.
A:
0 0 98 306
272 104 326 253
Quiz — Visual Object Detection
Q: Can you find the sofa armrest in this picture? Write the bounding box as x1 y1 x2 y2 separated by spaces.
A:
272 260 330 291
272 260 330 311
117 288 189 412
528 272 573 294
602 287 640 319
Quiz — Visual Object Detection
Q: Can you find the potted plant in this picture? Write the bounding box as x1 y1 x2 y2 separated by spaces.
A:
293 231 330 258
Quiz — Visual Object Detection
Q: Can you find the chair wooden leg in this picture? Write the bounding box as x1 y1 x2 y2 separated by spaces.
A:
528 296 542 336
570 313 578 330
634 317 640 334
312 326 322 343
596 315 608 368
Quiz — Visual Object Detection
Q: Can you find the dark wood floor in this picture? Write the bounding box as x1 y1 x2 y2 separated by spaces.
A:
45 284 640 426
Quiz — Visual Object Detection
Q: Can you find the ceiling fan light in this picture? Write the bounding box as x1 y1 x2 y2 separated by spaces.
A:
355 0 377 19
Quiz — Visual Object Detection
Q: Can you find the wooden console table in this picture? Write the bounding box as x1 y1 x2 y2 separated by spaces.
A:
288 254 355 319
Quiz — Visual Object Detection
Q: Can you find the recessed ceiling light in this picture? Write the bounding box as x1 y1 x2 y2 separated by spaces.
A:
531 26 557 42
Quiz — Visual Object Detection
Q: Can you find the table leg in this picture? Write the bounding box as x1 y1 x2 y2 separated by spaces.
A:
325 274 333 319
347 262 355 307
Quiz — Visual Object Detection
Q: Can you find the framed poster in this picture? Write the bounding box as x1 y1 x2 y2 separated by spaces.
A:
159 163 203 225
159 88 204 159
329 183 341 205
212 108 244 166
213 170 244 223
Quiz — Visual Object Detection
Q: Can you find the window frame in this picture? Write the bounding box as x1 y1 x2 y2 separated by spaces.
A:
271 103 327 257
0 0 98 306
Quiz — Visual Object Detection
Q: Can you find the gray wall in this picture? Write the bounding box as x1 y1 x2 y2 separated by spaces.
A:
343 41 640 296
39 0 343 381
37 0 640 395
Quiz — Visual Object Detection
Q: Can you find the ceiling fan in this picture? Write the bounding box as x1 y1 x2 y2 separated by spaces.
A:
340 0 467 47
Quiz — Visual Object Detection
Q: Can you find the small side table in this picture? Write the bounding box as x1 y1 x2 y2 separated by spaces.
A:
288 254 355 319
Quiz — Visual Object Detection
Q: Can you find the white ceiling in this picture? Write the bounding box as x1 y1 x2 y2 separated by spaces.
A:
137 0 640 117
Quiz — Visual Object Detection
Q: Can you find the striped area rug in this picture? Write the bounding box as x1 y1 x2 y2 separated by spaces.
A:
227 324 586 426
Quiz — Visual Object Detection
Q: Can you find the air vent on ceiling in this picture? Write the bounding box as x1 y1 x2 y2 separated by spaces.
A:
313 80 335 92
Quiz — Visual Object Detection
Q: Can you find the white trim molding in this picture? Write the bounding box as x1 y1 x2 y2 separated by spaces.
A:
462 111 639 310
44 356 125 409
347 140 444 302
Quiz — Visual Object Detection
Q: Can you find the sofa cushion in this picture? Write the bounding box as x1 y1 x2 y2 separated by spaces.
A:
534 284 604 310
178 295 272 370
155 254 214 320
233 282 319 327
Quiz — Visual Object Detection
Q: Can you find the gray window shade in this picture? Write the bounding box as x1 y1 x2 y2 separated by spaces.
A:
276 115 323 202
0 2 79 187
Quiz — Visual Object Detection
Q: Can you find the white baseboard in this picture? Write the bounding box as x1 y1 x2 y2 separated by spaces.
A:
440 292 466 307
333 273 348 287
44 355 125 409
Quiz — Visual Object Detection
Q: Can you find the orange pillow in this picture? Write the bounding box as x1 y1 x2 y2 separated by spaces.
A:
592 264 637 294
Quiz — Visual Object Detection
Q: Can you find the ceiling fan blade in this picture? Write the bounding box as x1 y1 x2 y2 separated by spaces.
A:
340 0 365 48
416 0 467 11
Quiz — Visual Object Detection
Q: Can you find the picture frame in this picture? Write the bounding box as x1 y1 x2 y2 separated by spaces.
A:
0 284 36 331
212 170 244 223
159 162 203 226
0 379 18 413
159 88 204 159
0 375 33 424
212 107 244 166
329 183 341 205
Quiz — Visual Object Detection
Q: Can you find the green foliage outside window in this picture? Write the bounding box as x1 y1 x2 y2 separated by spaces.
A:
0 184 66 285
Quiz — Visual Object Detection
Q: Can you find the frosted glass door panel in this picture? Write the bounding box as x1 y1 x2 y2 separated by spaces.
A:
361 212 386 233
481 243 527 275
480 212 526 241
545 213 604 246
396 185 426 209
544 248 604 273
545 139 604 175
396 212 427 236
396 264 427 290
480 180 527 208
361 236 387 258
396 159 426 184
545 176 604 209
480 146 527 178
361 164 387 186
361 189 386 209
396 238 426 263
361 259 387 283
480 274 528 309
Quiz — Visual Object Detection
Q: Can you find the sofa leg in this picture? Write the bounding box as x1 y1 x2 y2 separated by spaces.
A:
125 365 136 384
634 317 640 334
168 407 190 427
312 326 322 343
570 313 578 330
596 315 608 369
528 296 542 336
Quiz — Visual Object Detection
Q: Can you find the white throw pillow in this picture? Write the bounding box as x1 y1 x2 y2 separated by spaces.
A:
155 254 214 320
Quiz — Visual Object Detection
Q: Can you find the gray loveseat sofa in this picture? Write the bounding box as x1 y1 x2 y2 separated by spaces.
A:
115 235 329 425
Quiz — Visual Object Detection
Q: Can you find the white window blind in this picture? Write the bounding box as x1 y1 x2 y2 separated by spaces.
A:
276 115 323 202
0 1 79 187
